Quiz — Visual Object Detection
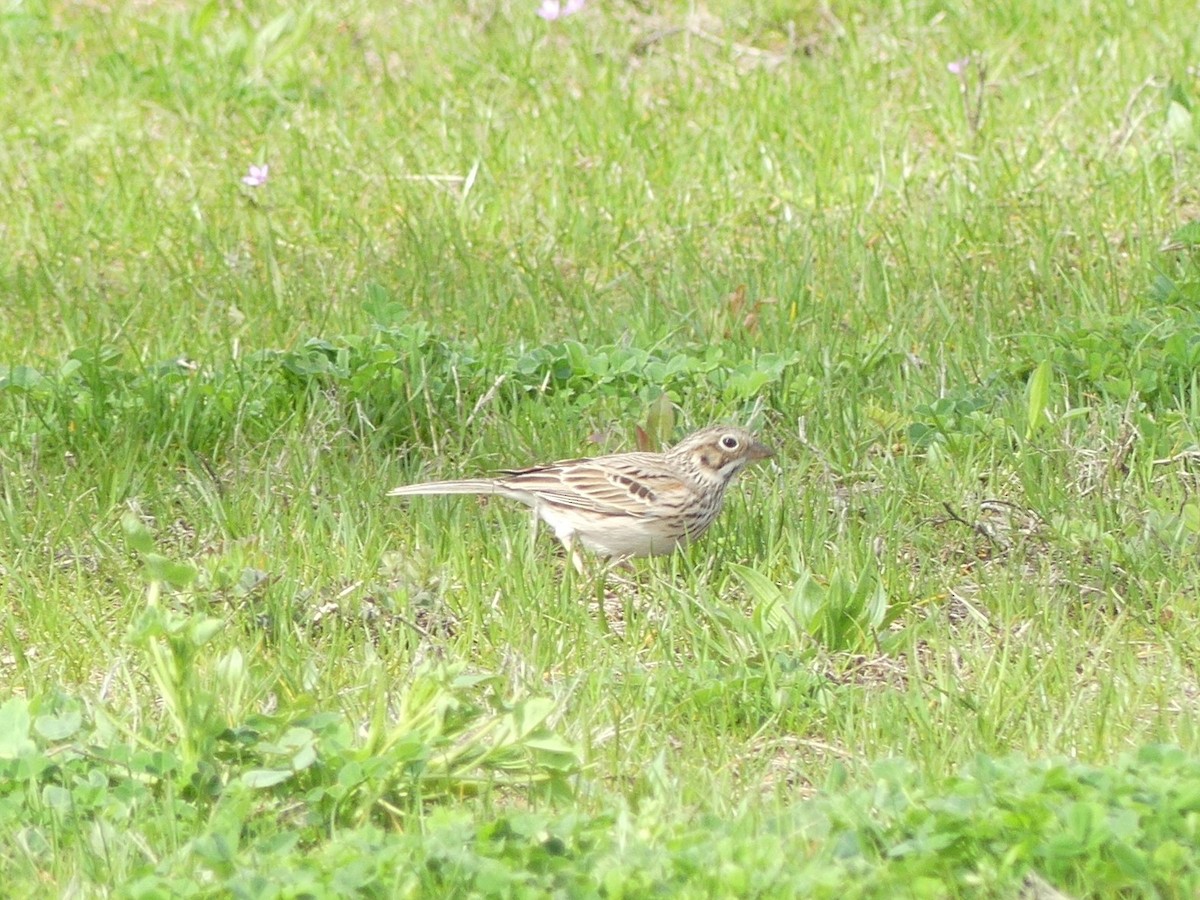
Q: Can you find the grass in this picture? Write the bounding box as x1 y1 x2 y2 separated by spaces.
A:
3 0 1200 894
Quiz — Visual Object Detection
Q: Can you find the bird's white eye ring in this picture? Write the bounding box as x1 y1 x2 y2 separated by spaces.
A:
721 435 740 450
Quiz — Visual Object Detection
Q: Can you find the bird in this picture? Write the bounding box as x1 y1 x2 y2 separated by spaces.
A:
387 425 774 570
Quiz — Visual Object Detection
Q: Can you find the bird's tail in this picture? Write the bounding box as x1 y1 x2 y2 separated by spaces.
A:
387 479 500 498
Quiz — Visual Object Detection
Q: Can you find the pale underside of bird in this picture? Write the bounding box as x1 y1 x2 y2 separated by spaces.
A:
388 425 774 570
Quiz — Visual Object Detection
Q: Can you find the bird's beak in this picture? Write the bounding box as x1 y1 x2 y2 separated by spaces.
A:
747 440 775 462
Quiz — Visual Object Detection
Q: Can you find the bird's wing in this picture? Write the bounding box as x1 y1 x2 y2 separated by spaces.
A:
499 452 694 517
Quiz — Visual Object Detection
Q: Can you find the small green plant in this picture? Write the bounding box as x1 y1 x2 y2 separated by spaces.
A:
1018 310 1200 409
1024 358 1054 441
905 385 1004 449
818 746 1200 896
510 340 802 408
102 514 582 827
1014 225 1200 416
0 331 804 456
731 560 898 654
9 732 1194 895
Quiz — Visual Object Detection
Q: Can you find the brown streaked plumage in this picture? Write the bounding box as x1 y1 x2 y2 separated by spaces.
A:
387 426 774 567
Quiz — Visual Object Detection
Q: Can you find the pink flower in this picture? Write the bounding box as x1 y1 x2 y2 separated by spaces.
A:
946 57 969 76
536 0 585 21
241 164 269 188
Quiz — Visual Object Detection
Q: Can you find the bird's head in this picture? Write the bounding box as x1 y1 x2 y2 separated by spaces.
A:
668 426 774 486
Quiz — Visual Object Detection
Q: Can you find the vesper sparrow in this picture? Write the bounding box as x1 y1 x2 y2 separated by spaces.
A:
388 425 774 568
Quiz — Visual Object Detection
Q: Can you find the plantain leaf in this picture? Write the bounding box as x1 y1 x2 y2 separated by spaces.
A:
1025 359 1053 441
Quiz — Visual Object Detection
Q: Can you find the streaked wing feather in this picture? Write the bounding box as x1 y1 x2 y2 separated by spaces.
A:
498 450 664 477
499 454 694 518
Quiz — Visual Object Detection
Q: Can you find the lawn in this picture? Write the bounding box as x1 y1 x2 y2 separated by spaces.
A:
3 0 1200 895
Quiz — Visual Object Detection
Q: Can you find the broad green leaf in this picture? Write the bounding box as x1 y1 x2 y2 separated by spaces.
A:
730 563 784 606
1165 100 1194 145
34 710 82 741
187 617 223 646
241 768 294 788
42 785 73 812
0 365 50 392
0 698 34 758
1170 220 1200 248
144 553 198 587
121 513 155 555
1025 359 1053 440
643 393 675 449
509 697 555 739
1182 502 1200 534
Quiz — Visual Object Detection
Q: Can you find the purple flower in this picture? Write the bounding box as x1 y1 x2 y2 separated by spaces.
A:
241 164 270 188
946 57 969 76
536 0 584 21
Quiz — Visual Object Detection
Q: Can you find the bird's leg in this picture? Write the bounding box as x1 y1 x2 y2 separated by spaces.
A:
528 507 541 546
559 533 586 576
603 557 640 591
537 506 586 576
551 532 618 625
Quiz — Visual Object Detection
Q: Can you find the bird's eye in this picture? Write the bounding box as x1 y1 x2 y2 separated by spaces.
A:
720 435 740 450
